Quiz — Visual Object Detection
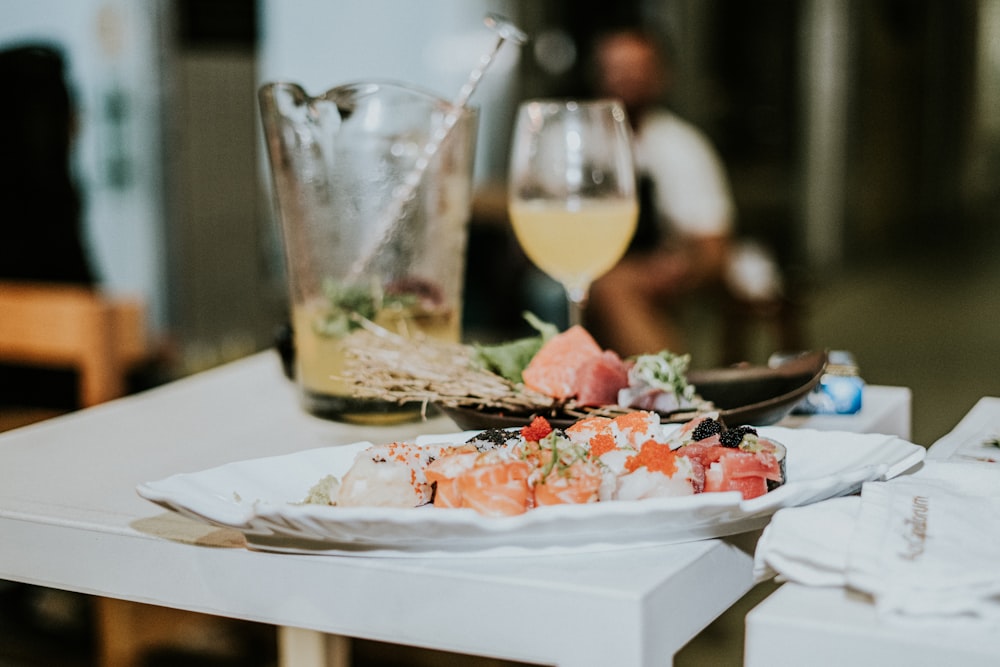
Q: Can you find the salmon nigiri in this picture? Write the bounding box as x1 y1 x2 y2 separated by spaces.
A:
425 448 479 508
456 452 533 517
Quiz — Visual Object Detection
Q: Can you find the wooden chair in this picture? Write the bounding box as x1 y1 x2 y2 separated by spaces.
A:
720 290 805 366
718 239 806 366
0 281 148 407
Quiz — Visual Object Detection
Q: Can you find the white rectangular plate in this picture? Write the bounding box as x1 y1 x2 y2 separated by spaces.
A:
137 426 924 556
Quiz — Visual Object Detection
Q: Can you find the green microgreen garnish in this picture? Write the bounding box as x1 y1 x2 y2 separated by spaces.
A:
312 279 418 338
629 350 696 401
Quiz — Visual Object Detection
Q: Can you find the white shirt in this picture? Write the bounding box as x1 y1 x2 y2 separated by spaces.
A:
633 109 734 238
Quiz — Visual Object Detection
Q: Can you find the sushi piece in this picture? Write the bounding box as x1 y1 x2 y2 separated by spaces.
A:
336 441 446 508
432 418 601 514
614 440 705 500
425 448 480 508
714 424 787 492
565 415 612 445
566 411 668 501
735 432 787 492
456 451 534 517
679 438 784 500
533 459 602 506
605 410 664 449
667 414 786 499
566 417 617 493
428 429 524 508
523 430 602 507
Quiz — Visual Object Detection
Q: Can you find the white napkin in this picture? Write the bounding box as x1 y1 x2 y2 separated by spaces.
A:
754 461 1000 626
753 495 859 586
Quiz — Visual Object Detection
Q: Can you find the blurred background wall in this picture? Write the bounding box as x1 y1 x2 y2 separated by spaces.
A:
1 0 997 393
0 0 169 328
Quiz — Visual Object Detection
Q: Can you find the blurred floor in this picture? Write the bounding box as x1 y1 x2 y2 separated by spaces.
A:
795 223 1000 448
2 228 998 666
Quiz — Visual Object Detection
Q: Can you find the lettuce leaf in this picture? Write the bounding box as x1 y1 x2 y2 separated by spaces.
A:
470 312 559 383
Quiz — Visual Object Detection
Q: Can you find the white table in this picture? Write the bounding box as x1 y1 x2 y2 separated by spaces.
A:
0 352 911 667
744 584 1000 667
779 384 911 442
745 397 1000 667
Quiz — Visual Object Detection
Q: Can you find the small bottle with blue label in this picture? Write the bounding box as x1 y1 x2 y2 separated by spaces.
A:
776 350 865 415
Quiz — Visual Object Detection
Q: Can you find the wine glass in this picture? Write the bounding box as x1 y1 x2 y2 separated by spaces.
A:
507 98 638 327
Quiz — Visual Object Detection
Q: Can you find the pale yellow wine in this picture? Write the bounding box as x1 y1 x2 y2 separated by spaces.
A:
509 199 638 294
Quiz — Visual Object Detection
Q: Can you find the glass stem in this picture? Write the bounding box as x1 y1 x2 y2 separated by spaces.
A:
566 286 588 328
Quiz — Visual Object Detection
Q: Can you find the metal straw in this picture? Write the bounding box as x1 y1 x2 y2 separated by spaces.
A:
347 14 527 281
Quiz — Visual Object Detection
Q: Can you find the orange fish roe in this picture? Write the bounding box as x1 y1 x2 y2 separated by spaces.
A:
625 440 678 476
588 432 617 459
610 411 661 448
521 415 553 443
566 416 612 442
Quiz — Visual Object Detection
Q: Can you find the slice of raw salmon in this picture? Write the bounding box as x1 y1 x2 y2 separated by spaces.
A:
457 459 533 516
704 466 768 499
425 450 479 508
701 449 781 499
521 325 604 399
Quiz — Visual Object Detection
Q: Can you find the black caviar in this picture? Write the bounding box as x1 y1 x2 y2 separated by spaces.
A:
720 425 758 448
691 418 723 441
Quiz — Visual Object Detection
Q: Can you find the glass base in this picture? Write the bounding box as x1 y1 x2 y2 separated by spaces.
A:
300 389 432 425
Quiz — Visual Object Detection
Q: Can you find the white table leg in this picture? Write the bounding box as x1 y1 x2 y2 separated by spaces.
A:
277 626 351 667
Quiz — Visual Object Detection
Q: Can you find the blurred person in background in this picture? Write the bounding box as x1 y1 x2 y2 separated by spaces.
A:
584 28 781 359
0 44 97 409
0 44 95 285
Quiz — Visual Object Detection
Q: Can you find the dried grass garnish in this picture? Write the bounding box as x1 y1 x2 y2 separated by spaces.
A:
338 322 556 413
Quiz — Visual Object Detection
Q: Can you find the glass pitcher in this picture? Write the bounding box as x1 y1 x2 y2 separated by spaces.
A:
259 81 478 423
